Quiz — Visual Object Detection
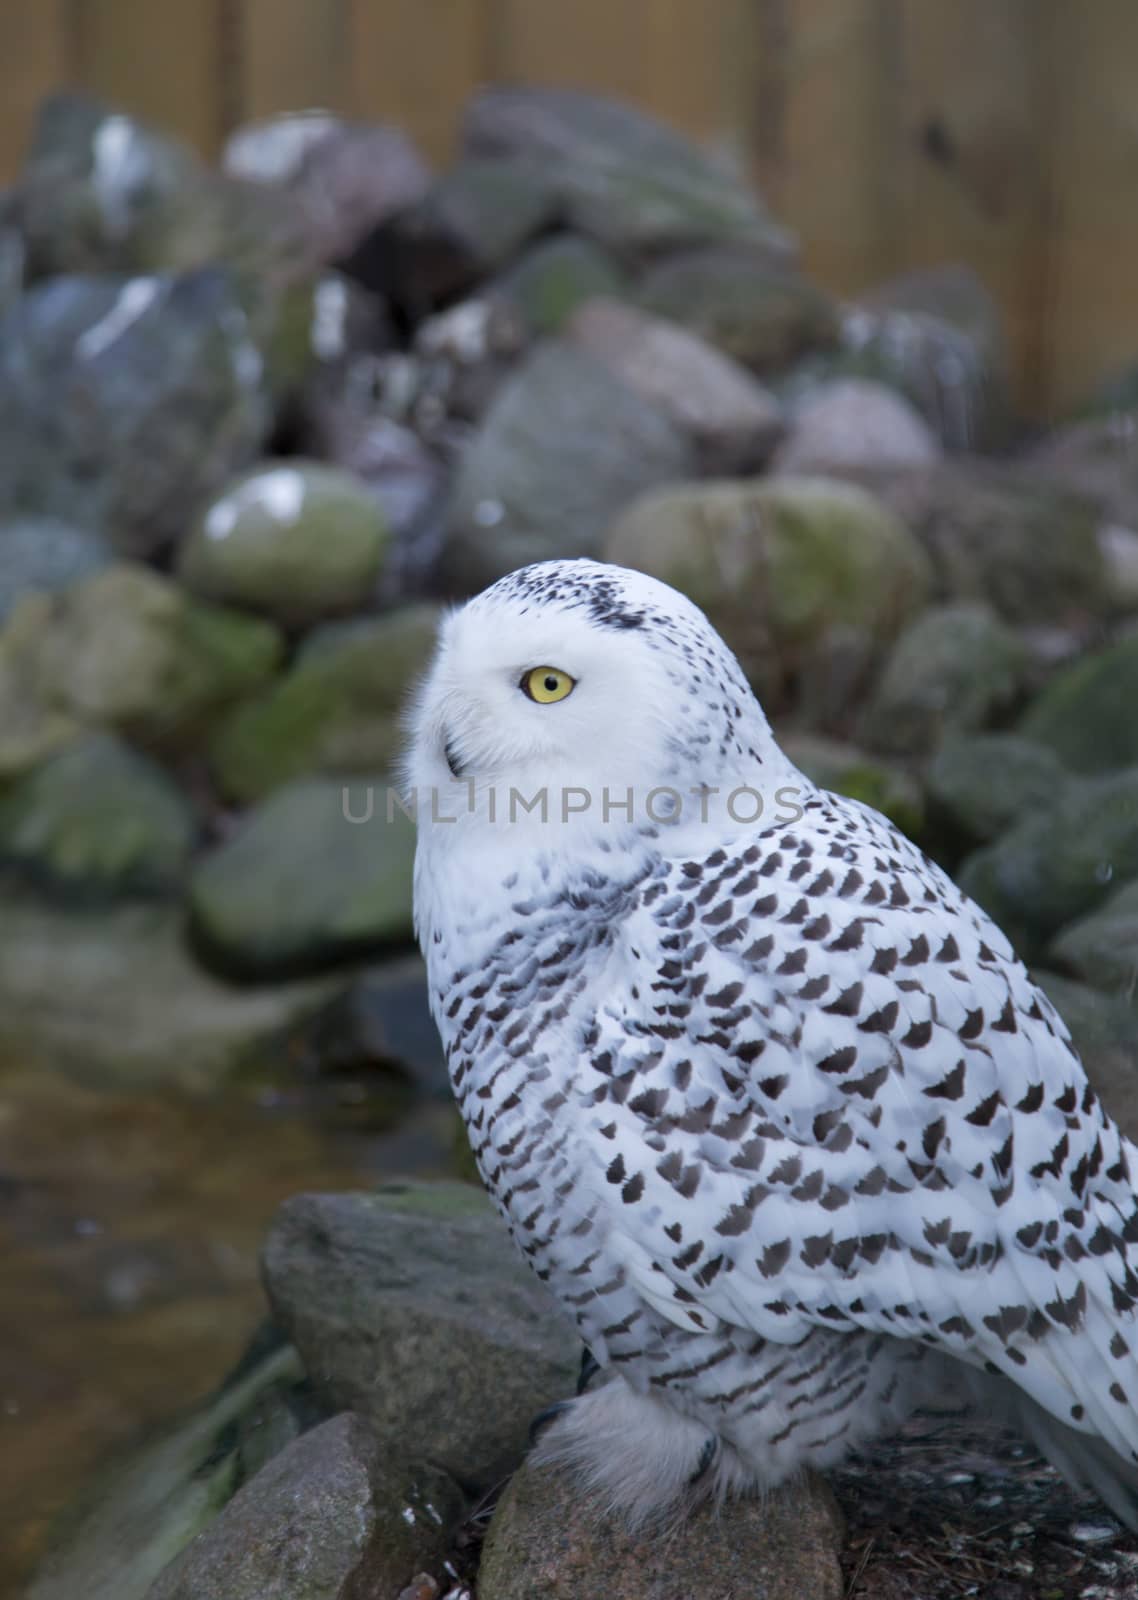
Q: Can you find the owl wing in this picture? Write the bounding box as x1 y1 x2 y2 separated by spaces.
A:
585 791 1138 1465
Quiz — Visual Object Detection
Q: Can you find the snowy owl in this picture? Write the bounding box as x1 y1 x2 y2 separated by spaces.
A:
409 557 1138 1527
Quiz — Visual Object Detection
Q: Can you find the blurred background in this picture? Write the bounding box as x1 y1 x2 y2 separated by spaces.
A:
2 4 1138 1598
5 0 1138 411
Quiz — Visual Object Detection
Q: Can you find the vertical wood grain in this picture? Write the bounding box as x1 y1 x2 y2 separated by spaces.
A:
0 1 72 179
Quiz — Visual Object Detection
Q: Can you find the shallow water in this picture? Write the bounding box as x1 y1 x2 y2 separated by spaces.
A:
0 1067 458 1596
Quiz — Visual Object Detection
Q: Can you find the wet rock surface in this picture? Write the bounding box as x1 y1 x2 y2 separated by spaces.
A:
262 1183 580 1487
478 1458 845 1600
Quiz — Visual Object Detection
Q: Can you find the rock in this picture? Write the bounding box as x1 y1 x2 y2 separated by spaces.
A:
291 955 448 1097
1048 881 1138 1000
1027 412 1138 531
0 515 112 619
1099 521 1138 611
210 605 440 803
304 384 445 545
188 777 414 977
462 85 790 260
352 158 558 312
478 1457 844 1600
407 296 530 439
226 114 431 268
224 111 343 184
0 733 194 897
1034 973 1138 1140
0 270 278 557
27 1341 317 1600
957 767 1138 956
568 297 784 473
145 1414 462 1600
0 218 23 318
32 565 282 751
839 264 1010 450
606 476 931 712
445 341 694 592
637 247 840 373
261 1183 580 1486
859 603 1030 757
926 733 1071 844
178 462 390 626
782 732 924 839
772 378 940 477
864 462 1108 625
0 593 79 780
0 897 343 1088
498 234 626 335
1019 634 1138 775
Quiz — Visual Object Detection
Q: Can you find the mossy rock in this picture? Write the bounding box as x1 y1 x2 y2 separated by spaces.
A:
179 462 390 626
927 733 1071 844
210 604 440 803
0 733 194 897
188 777 415 978
1019 634 1138 776
606 475 931 712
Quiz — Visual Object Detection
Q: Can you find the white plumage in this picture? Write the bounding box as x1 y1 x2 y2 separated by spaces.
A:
409 557 1138 1526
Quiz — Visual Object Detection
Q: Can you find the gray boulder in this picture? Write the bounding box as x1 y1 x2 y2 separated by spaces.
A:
772 378 940 477
568 297 784 473
225 114 431 269
1048 880 1138 1000
637 246 840 373
145 1414 462 1600
0 897 343 1088
262 1183 580 1487
188 777 414 977
462 85 790 259
1019 633 1138 775
926 733 1071 844
865 462 1108 624
0 733 194 897
958 767 1138 956
0 271 278 556
359 158 559 310
478 1457 844 1600
210 605 440 803
0 515 112 620
445 341 694 592
179 461 390 626
859 603 1031 756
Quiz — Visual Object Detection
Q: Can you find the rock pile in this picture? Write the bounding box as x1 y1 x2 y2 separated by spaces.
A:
6 80 1138 1596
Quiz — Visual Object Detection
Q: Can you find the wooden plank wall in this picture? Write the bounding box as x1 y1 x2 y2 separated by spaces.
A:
0 0 1136 414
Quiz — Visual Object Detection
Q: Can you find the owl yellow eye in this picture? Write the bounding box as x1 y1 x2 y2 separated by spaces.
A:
521 666 576 704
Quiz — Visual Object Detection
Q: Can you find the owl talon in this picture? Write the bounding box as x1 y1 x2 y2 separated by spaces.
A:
528 1399 573 1446
688 1435 718 1486
577 1346 600 1394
